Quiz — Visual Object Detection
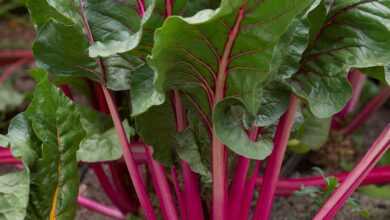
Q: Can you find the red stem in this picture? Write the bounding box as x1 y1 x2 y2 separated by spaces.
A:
171 168 188 220
79 1 156 218
145 146 179 220
212 7 245 220
238 161 261 220
137 0 146 17
314 124 390 220
253 95 299 220
102 86 157 220
340 87 390 135
77 196 125 220
228 127 259 220
257 165 390 195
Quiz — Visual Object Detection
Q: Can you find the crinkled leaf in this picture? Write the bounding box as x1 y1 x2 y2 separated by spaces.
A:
213 97 273 159
135 101 177 165
86 0 153 57
288 0 390 117
176 128 211 183
25 0 74 26
152 0 313 117
0 83 24 112
22 73 85 220
0 171 29 220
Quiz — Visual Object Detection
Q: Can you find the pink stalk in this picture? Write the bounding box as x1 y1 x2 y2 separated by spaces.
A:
238 161 261 220
228 127 259 220
136 0 146 17
171 168 187 220
212 7 245 220
253 95 299 220
314 124 390 220
340 87 390 135
0 158 21 164
172 90 204 220
102 86 157 220
79 1 157 218
0 58 32 85
257 165 390 196
145 146 179 220
91 165 132 214
77 196 125 220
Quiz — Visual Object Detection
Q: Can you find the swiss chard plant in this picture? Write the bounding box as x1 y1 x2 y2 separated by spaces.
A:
0 0 390 219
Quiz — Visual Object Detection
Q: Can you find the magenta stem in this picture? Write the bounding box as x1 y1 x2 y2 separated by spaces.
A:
228 127 259 220
257 165 390 196
340 87 390 135
171 168 187 220
314 124 390 220
136 0 146 17
77 196 125 220
102 86 157 220
253 95 299 220
238 161 261 220
145 146 179 220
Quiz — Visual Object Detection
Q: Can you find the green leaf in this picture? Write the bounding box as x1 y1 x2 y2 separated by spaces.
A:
254 83 290 127
0 83 24 112
359 66 390 86
21 73 85 220
86 0 153 58
33 20 98 80
7 113 39 166
25 0 75 26
288 0 390 117
152 0 313 116
176 128 211 183
135 101 177 165
78 120 134 162
213 97 273 159
0 171 29 220
130 64 164 116
290 108 331 152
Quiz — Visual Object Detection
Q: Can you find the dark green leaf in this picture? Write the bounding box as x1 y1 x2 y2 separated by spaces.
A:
359 66 390 86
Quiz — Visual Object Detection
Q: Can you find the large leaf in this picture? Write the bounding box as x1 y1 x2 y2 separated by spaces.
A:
20 74 85 219
0 171 30 220
287 0 390 118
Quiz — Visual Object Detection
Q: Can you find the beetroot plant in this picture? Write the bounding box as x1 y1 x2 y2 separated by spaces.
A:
0 0 390 219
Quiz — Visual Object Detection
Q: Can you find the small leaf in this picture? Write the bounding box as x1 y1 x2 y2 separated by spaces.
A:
213 97 272 160
0 171 30 220
0 83 24 112
0 134 9 147
176 128 211 183
130 64 164 116
77 120 134 162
